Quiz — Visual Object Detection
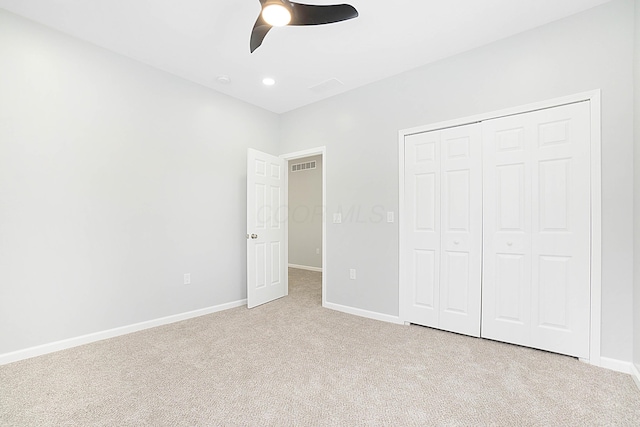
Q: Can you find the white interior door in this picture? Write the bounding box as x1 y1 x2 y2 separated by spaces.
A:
402 124 482 337
403 130 442 328
481 111 533 348
439 125 483 337
482 101 591 358
247 148 287 309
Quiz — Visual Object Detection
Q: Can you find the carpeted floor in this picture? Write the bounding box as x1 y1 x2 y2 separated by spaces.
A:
1 268 639 426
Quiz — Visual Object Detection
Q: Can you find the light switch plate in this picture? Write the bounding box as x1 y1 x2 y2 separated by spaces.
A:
333 213 342 224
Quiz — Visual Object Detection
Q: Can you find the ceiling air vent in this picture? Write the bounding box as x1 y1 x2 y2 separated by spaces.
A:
291 160 316 172
308 78 344 94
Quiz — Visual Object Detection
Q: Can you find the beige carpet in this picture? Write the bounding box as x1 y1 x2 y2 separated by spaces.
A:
1 268 639 426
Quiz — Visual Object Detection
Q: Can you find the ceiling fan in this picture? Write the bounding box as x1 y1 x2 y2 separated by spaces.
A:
250 0 359 53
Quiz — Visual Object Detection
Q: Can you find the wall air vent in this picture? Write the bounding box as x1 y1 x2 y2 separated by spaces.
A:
291 160 316 172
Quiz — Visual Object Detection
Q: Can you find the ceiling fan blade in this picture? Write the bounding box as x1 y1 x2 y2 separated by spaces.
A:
250 14 272 53
289 3 358 26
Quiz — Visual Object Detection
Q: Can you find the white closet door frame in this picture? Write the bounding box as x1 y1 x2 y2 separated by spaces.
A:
398 90 602 366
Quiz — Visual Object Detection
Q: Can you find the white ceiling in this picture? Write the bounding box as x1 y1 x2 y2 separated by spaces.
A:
0 0 612 113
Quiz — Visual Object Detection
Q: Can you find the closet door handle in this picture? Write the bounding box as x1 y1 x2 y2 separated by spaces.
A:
454 240 460 245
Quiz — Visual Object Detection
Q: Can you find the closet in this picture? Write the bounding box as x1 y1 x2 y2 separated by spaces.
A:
400 101 592 359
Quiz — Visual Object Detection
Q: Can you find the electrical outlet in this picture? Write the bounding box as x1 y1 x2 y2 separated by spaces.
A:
316 248 320 255
333 213 342 224
184 273 191 285
349 269 356 280
387 211 394 223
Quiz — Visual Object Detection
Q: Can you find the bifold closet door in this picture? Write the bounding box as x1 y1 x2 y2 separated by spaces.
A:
403 124 482 337
481 101 590 358
403 130 441 329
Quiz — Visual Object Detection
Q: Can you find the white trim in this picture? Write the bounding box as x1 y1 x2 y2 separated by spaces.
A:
401 90 601 136
598 357 633 375
0 299 246 366
398 126 407 322
281 147 325 160
325 302 405 325
631 364 640 391
398 90 602 364
588 92 602 366
281 147 327 308
288 263 323 272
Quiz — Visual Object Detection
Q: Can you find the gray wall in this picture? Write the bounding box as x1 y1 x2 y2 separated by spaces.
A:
280 0 635 362
0 9 280 354
634 0 640 373
288 155 323 269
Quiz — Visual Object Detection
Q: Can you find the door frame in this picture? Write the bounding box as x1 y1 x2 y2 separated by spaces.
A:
281 147 327 307
398 90 602 366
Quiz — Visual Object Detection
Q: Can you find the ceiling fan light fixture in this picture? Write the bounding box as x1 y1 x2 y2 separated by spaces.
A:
262 1 292 27
250 0 359 53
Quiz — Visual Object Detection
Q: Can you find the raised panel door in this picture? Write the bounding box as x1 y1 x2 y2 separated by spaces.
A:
402 131 441 327
530 102 590 358
439 125 482 337
482 102 590 358
402 124 482 337
482 118 532 347
247 149 287 308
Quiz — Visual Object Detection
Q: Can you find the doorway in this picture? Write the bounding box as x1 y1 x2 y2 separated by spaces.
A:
246 147 326 308
282 148 326 306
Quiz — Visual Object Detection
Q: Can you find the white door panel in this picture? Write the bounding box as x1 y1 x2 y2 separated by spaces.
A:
482 118 532 347
482 102 590 358
403 131 441 327
247 149 287 308
530 103 590 357
402 124 481 337
414 249 437 309
439 125 482 337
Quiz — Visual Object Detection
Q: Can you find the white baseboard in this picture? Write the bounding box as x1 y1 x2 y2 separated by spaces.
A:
324 301 404 325
599 356 633 374
631 363 640 391
288 263 322 272
0 299 247 366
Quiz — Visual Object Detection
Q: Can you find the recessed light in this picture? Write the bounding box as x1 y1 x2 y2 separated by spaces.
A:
216 75 231 85
262 77 276 86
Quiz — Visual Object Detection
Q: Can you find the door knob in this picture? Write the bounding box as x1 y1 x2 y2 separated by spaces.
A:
251 234 258 239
